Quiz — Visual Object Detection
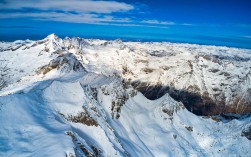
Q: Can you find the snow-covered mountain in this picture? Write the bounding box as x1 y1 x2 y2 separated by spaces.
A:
0 34 250 157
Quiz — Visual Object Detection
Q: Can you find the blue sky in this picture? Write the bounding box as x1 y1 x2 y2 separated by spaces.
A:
0 0 251 48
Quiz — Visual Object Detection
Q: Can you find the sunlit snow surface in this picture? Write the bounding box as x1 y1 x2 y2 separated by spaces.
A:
0 34 250 157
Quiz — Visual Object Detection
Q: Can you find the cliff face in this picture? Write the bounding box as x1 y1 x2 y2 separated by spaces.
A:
125 50 251 115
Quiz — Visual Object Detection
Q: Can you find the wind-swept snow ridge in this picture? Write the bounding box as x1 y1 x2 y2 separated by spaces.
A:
0 34 251 157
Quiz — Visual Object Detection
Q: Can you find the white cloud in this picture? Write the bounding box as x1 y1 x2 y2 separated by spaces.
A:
181 23 193 26
0 12 169 29
242 36 251 39
105 23 169 29
0 0 184 28
0 0 134 14
141 20 194 26
0 12 132 24
0 0 134 24
141 20 175 25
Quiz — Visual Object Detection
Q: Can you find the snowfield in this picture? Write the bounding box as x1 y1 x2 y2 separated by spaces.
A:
0 34 250 157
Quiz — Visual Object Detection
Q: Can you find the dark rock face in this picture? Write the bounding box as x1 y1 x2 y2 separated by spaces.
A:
36 53 85 75
66 131 101 157
169 90 217 116
131 81 251 116
241 125 251 141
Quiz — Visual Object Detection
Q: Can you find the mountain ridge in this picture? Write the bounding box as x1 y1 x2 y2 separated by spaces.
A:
0 34 250 157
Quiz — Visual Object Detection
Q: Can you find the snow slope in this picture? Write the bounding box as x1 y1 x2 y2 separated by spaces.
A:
0 34 250 157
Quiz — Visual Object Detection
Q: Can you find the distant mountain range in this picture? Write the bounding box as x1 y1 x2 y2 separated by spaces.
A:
0 34 250 157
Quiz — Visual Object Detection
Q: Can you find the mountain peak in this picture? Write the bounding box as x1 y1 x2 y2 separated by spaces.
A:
45 33 59 41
